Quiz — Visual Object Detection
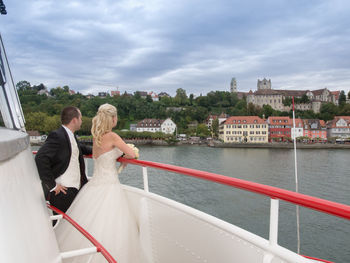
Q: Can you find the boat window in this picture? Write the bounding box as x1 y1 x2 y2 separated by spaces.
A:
0 34 25 130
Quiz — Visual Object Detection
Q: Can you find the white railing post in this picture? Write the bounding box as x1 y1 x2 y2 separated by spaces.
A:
269 198 279 246
142 166 149 192
60 247 98 259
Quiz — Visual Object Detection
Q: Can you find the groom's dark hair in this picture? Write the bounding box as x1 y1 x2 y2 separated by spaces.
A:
61 106 80 125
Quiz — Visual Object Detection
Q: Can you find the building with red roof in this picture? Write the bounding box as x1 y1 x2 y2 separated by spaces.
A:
219 116 268 143
267 116 293 142
302 119 327 141
326 116 350 139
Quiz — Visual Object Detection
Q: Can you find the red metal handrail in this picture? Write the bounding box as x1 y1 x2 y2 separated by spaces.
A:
33 151 349 220
34 151 348 262
117 157 350 221
48 204 117 263
301 255 334 263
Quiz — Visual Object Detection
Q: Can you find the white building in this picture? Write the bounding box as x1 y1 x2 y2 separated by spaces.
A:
161 118 176 134
136 118 176 134
291 118 303 139
148 91 159 101
327 116 350 139
27 131 46 144
247 78 340 113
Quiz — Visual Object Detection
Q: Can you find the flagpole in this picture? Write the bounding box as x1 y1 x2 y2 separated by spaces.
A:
292 96 300 254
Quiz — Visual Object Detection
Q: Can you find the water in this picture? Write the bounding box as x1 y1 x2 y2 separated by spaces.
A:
33 145 350 262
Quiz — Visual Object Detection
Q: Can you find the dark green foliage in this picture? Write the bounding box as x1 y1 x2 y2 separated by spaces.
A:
339 90 346 106
17 81 350 136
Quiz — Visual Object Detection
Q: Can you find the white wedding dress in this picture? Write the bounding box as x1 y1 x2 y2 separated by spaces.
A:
55 147 145 263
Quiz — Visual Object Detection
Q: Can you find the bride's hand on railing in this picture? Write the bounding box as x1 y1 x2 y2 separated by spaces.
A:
118 144 139 173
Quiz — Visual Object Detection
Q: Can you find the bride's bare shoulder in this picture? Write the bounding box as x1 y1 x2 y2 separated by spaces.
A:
104 131 121 141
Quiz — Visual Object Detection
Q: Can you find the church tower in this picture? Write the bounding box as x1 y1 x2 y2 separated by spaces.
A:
257 78 271 90
230 77 237 93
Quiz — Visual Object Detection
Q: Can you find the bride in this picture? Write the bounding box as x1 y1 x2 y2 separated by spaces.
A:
55 103 145 263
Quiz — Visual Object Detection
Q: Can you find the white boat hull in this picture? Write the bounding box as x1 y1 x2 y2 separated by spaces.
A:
0 129 61 263
123 185 312 263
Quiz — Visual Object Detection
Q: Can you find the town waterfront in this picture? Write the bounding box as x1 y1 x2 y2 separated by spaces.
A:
32 145 350 262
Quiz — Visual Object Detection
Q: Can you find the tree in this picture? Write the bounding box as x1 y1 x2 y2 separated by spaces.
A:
283 97 293 106
196 96 209 107
25 112 49 133
230 92 239 106
174 88 188 105
50 86 69 97
196 123 210 138
78 116 93 135
262 104 274 118
339 104 350 116
339 90 346 106
32 83 47 92
236 100 247 111
247 103 262 116
189 94 194 105
146 95 153 103
16 80 31 91
44 115 61 133
319 103 338 121
211 118 219 138
300 94 310 103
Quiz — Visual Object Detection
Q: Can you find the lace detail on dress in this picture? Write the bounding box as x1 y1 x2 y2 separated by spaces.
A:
89 148 123 185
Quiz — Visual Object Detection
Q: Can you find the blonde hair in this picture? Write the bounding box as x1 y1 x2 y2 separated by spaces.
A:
91 103 117 146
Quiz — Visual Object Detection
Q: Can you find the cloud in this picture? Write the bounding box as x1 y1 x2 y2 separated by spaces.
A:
2 0 350 96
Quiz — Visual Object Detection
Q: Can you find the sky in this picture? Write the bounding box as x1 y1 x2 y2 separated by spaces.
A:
1 0 350 96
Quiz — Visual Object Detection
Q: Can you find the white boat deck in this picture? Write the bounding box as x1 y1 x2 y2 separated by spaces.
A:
0 128 340 263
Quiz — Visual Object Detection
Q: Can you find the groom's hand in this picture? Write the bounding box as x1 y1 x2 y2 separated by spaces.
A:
54 184 67 195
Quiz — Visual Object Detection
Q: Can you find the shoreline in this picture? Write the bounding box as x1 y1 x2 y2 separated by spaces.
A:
31 139 350 149
212 142 350 149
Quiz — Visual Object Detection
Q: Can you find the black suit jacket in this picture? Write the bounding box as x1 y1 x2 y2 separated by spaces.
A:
35 126 92 200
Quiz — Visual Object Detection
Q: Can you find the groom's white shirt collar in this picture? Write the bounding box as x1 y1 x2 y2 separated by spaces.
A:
62 125 75 140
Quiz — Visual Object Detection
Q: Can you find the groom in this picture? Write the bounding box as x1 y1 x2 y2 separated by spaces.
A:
35 106 92 213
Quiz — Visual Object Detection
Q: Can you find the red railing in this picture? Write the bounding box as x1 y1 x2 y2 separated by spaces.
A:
117 157 350 221
34 151 349 262
301 255 334 263
48 204 117 263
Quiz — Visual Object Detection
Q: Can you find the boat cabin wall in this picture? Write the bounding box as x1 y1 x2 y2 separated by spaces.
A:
0 128 61 263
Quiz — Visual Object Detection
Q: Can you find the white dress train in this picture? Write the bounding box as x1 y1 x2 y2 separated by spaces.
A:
55 148 145 263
